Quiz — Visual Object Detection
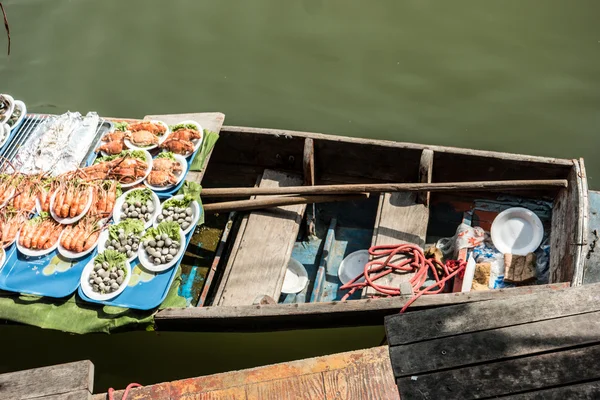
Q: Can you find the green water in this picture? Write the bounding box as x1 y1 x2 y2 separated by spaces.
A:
1 0 600 392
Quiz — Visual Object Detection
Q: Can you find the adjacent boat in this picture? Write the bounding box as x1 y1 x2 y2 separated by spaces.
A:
151 118 589 331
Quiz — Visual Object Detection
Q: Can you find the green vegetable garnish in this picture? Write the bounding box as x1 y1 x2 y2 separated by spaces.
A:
177 181 201 203
94 150 147 164
29 212 49 224
109 219 144 241
143 221 181 242
94 250 127 272
156 152 175 161
170 123 198 132
114 122 129 132
125 188 153 205
162 194 194 210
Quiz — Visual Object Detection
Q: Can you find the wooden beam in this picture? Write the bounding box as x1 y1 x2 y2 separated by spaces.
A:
0 360 94 400
200 179 568 197
303 138 316 237
417 149 433 206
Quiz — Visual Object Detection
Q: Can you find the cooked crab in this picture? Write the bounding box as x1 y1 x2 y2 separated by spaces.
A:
147 170 178 187
126 130 159 147
152 157 183 173
168 128 202 142
159 138 194 155
128 121 166 135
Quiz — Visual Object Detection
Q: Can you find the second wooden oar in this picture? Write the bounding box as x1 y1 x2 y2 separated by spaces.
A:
204 193 370 214
200 179 568 198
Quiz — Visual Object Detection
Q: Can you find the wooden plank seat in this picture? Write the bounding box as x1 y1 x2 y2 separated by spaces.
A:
215 169 307 306
385 282 600 399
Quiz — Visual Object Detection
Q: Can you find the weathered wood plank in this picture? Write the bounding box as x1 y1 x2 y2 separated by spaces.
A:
549 159 587 285
363 191 428 297
43 391 93 400
385 281 598 346
157 283 570 327
216 169 306 306
0 360 93 400
505 380 600 399
396 344 600 399
322 358 400 400
417 149 433 206
246 373 325 400
179 387 247 400
390 310 600 377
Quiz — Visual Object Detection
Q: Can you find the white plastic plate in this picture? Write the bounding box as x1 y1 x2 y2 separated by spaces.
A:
49 187 94 225
124 120 169 151
152 195 200 235
138 228 185 273
7 100 26 133
282 258 308 294
80 258 131 301
143 154 188 191
117 149 153 188
338 249 370 285
112 189 160 229
161 120 203 158
0 94 15 125
0 123 10 149
57 228 101 260
16 228 62 258
97 229 140 263
491 207 544 256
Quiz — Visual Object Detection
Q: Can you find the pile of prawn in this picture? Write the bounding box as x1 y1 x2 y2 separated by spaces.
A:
51 176 92 219
18 213 64 250
60 215 105 253
0 208 29 248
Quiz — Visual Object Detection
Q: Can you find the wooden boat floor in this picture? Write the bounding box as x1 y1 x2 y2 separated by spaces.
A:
93 346 398 400
385 281 600 399
215 169 307 306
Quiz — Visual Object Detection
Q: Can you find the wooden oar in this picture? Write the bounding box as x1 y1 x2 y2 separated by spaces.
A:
204 193 370 214
201 179 568 198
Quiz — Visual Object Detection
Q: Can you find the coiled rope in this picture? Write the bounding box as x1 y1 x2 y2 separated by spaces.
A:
340 244 466 313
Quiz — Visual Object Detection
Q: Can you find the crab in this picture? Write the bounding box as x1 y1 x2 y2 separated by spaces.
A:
153 158 183 173
159 138 194 155
147 170 178 187
126 130 159 147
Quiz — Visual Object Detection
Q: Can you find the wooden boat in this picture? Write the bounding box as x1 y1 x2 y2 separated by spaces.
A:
148 113 590 331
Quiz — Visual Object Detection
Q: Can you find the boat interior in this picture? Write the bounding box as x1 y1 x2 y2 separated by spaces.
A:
178 125 587 312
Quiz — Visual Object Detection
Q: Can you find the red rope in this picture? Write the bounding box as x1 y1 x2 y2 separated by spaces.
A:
108 383 142 400
340 244 466 313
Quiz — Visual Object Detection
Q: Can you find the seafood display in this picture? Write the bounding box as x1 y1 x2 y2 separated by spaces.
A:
86 250 128 295
51 179 92 220
84 150 150 185
146 152 183 188
96 123 127 155
141 221 182 267
0 208 28 248
14 112 100 176
159 123 202 156
118 188 157 225
156 195 196 233
59 215 103 255
104 219 144 259
18 212 64 251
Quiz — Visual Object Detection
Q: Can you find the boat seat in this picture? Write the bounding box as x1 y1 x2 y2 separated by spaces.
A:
215 169 306 306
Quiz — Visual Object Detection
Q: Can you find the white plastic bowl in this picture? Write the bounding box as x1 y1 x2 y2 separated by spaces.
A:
161 120 203 158
97 229 140 263
16 227 62 258
491 207 544 256
57 227 101 260
143 154 188 191
338 249 369 285
282 258 308 294
118 149 153 189
124 120 170 151
0 94 15 125
112 189 160 229
138 228 185 273
0 123 10 149
80 258 131 301
49 187 94 225
7 100 26 133
153 195 200 235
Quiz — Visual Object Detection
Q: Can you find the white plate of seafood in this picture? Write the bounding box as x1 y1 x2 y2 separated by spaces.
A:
0 94 15 125
138 222 185 273
119 150 153 188
49 186 94 225
113 188 160 229
57 218 103 259
153 195 200 235
80 251 131 301
97 129 126 156
16 216 64 258
6 100 26 133
159 120 203 158
97 219 145 262
143 153 187 191
0 124 10 150
123 120 170 151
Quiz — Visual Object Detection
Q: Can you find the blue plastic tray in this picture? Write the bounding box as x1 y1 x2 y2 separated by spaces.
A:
0 244 97 298
77 229 193 310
